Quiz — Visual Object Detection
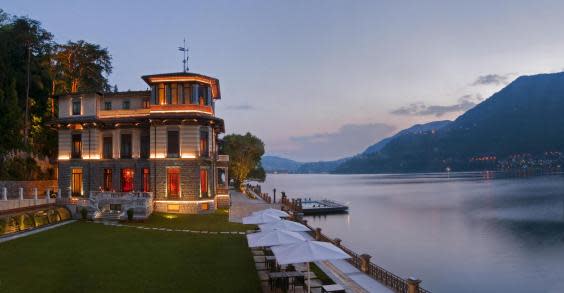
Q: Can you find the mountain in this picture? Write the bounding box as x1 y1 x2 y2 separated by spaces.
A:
336 72 564 173
296 157 350 173
362 120 451 155
262 156 302 172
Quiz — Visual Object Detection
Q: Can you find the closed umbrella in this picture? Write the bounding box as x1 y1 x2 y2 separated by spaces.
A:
259 220 310 232
252 208 289 218
242 213 281 224
246 229 306 247
271 241 351 293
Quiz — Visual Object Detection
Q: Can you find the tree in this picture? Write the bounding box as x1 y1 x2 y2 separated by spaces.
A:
221 133 265 190
53 40 112 93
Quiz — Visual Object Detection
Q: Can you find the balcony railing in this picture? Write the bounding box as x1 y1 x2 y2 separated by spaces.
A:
99 108 150 118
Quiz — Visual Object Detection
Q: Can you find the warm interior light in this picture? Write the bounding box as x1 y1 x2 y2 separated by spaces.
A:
181 153 196 159
58 155 70 160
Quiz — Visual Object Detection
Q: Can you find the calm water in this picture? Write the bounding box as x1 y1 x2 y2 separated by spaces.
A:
259 173 564 293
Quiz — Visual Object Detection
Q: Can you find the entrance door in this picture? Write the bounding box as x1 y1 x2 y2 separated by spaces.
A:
167 168 180 199
121 168 134 192
71 168 83 197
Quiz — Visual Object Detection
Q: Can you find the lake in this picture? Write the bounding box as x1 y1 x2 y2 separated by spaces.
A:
258 173 564 293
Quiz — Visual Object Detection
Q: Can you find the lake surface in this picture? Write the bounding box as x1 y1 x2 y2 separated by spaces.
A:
259 173 564 293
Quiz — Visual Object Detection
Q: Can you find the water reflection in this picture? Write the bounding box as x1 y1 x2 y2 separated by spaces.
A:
259 173 564 293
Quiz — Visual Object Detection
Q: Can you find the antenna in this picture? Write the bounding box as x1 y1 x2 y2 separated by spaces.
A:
178 39 189 72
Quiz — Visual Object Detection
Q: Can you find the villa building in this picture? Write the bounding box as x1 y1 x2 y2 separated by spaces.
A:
49 72 229 215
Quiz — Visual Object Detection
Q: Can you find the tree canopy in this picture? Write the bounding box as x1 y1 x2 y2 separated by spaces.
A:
221 133 266 189
0 9 113 179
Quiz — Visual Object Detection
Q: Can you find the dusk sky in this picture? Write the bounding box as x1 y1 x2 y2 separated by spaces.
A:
5 0 564 161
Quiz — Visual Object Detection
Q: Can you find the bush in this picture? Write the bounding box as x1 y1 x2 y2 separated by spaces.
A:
127 209 134 221
80 207 88 220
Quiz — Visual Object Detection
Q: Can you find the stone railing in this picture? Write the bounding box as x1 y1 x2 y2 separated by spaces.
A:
0 180 57 199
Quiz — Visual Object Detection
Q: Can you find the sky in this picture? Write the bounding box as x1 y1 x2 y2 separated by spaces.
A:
4 0 564 161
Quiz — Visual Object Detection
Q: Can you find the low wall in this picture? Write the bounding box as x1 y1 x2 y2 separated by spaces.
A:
215 194 230 209
0 180 58 199
154 200 216 214
0 198 56 213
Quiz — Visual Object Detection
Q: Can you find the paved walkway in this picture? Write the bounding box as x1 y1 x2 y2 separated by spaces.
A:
229 190 279 223
0 220 76 244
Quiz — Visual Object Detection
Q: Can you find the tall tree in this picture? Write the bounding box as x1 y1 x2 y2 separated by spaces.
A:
54 40 112 93
221 133 266 190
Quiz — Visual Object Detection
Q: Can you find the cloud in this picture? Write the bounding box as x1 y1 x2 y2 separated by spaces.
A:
390 94 482 117
282 123 396 161
471 74 511 86
224 104 255 110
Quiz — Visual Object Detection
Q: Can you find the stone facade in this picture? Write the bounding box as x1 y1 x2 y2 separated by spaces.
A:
51 72 229 214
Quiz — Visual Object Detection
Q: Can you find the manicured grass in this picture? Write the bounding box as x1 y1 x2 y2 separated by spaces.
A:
130 209 256 232
0 221 261 293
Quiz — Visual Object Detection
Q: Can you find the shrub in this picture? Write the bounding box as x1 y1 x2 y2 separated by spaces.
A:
127 209 134 221
80 207 88 220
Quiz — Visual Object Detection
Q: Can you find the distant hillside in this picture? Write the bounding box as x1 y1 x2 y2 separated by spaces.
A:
363 120 451 155
296 157 350 173
336 72 564 173
262 156 302 172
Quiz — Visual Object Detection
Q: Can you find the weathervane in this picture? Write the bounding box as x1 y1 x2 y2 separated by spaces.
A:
178 38 189 72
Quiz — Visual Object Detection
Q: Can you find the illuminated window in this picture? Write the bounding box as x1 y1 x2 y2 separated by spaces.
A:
170 83 178 104
167 168 180 199
72 99 81 115
142 168 150 192
121 168 134 192
120 134 132 159
198 86 209 105
71 168 83 196
200 168 208 198
158 83 165 104
217 168 227 186
71 134 82 159
104 101 112 110
167 130 179 158
167 204 180 212
103 136 112 159
201 202 209 210
183 83 192 104
199 129 209 157
103 169 112 191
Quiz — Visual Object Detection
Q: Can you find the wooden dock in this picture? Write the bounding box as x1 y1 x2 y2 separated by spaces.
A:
297 199 348 215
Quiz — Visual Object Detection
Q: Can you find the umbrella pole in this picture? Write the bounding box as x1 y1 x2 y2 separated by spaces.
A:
307 262 310 293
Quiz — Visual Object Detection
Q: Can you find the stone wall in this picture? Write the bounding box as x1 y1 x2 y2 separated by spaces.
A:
154 200 215 214
0 180 58 199
215 194 230 209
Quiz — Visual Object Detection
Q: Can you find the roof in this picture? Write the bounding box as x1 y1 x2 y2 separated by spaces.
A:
141 72 221 99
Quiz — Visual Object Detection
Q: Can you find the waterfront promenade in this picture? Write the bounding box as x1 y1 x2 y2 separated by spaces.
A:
230 190 392 293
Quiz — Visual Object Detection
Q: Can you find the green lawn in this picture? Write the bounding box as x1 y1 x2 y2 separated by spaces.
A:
129 209 256 232
0 219 260 292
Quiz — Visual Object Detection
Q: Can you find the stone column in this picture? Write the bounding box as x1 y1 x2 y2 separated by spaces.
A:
1 187 7 200
33 188 38 200
334 238 342 247
407 277 422 293
19 188 24 200
315 228 322 241
360 254 371 273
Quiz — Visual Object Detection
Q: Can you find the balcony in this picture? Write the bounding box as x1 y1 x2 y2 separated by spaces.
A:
99 108 150 118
